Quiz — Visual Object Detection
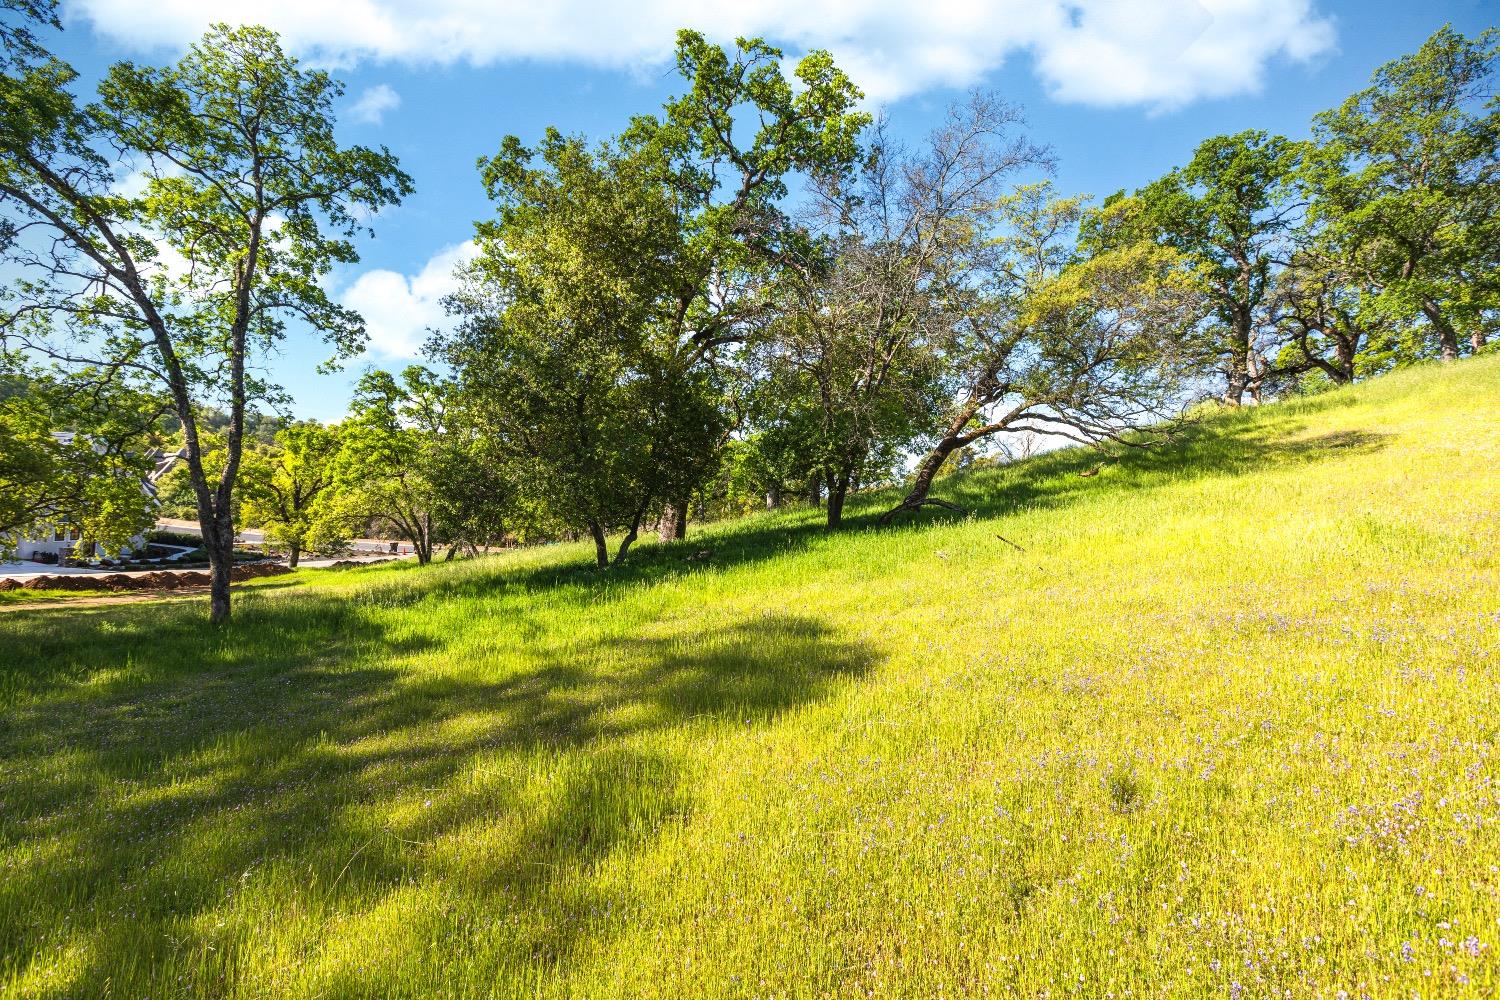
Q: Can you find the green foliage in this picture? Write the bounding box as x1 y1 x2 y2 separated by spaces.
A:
1104 762 1148 814
240 421 342 563
0 360 160 555
331 366 477 564
1304 25 1499 360
1082 27 1498 397
688 436 781 520
454 134 706 562
750 100 1053 526
445 31 868 559
0 21 411 620
1089 130 1305 402
620 29 868 279
0 0 58 71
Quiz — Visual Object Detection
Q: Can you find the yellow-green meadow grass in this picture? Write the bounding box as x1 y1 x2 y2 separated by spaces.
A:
2 356 1497 998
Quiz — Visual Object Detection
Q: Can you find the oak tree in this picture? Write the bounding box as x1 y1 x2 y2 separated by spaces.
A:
240 421 341 568
0 22 411 620
1305 25 1498 361
1094 131 1304 404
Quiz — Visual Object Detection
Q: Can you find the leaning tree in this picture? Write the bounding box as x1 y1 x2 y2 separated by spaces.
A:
752 96 1051 527
881 185 1209 523
0 22 411 621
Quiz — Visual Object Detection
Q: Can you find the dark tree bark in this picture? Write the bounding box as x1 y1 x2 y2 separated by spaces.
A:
288 544 301 569
588 521 609 569
807 477 822 508
825 469 852 528
765 485 782 510
1222 295 1254 406
386 509 434 566
203 522 233 624
879 379 1018 524
1276 269 1365 386
588 505 649 568
880 440 966 525
1331 334 1357 383
1424 300 1461 360
1294 324 1357 385
614 508 646 564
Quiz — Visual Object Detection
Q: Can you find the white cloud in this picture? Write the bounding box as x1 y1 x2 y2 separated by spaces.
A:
349 83 400 124
66 0 1334 109
1031 0 1335 108
340 241 477 358
110 166 156 199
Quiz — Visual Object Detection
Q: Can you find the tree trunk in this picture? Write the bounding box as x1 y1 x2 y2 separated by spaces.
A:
203 524 233 626
1222 371 1248 405
288 544 300 569
1221 284 1253 406
765 485 782 510
414 515 434 565
1424 300 1461 360
826 471 850 529
1332 334 1357 384
657 503 687 542
1472 328 1488 353
614 516 643 565
880 439 964 524
588 521 609 569
807 478 822 508
1246 350 1268 404
1222 347 1249 405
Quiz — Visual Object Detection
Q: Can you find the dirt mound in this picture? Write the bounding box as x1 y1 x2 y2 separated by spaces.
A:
131 571 186 589
231 562 291 581
328 558 396 570
23 574 100 592
18 562 291 593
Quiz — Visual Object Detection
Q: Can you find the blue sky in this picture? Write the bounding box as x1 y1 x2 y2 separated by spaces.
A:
38 0 1497 421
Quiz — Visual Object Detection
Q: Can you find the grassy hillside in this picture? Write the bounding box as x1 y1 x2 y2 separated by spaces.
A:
2 356 1497 998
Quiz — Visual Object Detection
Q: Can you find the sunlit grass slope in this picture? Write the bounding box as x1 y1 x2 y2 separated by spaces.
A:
2 356 1498 999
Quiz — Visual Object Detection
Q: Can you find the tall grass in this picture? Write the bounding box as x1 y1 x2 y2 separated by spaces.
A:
1 356 1497 998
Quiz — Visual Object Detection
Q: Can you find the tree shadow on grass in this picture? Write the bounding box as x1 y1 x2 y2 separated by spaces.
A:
0 597 875 996
925 420 1393 528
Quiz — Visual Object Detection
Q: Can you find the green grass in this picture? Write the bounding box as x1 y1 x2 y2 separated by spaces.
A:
2 357 1498 998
